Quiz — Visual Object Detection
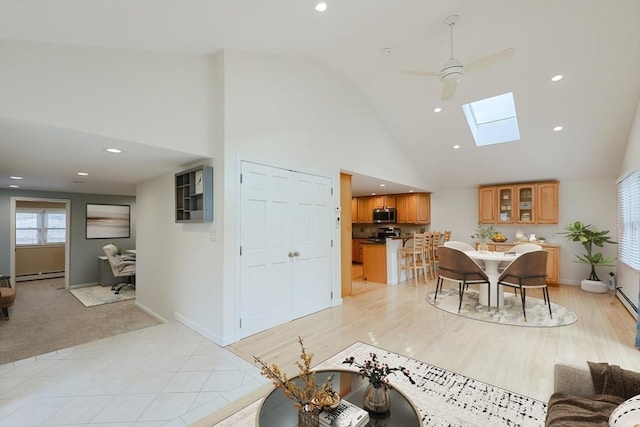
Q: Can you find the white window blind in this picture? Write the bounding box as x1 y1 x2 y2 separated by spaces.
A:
617 170 640 271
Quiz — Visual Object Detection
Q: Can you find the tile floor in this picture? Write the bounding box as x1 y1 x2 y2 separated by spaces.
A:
0 322 268 427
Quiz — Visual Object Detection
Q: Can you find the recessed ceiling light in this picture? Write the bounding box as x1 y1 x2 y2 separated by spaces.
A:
379 184 386 187
77 172 89 176
371 192 376 195
434 107 442 113
9 185 19 188
553 126 563 132
106 148 122 153
315 1 327 12
409 190 414 193
453 145 461 149
551 74 563 82
10 176 24 180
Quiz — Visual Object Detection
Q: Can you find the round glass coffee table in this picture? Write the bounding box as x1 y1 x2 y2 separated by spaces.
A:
256 369 421 426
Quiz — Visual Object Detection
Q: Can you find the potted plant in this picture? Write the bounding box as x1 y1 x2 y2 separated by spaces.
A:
471 222 495 251
561 221 617 293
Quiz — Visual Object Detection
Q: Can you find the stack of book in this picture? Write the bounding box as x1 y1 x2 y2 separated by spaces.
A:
319 399 369 427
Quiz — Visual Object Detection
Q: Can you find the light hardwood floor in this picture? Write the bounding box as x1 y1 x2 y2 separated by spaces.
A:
224 274 639 414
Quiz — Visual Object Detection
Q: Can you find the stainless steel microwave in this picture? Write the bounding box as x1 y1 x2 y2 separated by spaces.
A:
373 208 397 224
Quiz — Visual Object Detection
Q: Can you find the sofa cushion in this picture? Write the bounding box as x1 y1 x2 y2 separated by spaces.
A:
609 394 640 427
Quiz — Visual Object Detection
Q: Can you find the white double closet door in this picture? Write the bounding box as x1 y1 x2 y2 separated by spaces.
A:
239 161 333 339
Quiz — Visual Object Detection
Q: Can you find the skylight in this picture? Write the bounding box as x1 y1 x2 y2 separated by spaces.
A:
462 92 520 146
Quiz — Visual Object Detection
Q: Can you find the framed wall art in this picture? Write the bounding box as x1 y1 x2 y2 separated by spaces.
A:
86 204 130 239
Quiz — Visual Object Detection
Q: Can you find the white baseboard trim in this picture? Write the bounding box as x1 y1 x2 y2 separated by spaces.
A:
135 301 169 324
616 288 638 319
16 272 65 282
174 312 233 347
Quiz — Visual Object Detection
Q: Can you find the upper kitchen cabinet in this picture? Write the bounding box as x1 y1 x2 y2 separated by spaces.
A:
356 196 373 224
515 184 535 224
478 181 558 224
535 182 559 224
478 186 497 223
351 198 358 224
497 185 515 224
372 195 396 209
397 193 430 224
353 193 429 224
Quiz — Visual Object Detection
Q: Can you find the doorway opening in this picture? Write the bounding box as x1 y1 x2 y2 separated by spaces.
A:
10 196 71 289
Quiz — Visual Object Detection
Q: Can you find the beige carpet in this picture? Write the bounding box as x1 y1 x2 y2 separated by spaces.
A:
69 285 135 307
0 278 160 365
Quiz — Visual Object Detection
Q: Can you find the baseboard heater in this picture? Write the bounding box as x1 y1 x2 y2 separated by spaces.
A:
16 271 65 282
616 288 638 319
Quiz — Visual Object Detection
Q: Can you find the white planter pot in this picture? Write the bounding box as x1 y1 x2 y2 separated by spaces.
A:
581 279 608 293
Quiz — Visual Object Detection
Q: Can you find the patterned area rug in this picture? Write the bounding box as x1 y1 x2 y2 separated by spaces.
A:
213 342 547 427
69 285 135 307
426 288 577 327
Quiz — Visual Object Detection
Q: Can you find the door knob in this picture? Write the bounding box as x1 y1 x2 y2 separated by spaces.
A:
288 252 294 258
293 251 300 257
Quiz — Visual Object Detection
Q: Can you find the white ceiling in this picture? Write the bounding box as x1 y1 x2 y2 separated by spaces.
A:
1 0 639 197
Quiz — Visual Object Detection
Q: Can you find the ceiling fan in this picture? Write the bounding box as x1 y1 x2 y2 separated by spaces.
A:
405 15 515 101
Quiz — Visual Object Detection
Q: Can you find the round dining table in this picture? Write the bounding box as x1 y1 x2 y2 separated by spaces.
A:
465 250 519 307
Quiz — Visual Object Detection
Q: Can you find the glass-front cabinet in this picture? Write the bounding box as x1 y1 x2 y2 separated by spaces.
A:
516 184 536 223
497 185 515 223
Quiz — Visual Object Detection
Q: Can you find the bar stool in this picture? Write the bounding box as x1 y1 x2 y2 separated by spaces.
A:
0 275 15 320
397 233 429 285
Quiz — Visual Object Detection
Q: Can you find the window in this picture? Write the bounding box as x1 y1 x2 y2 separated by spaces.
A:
617 170 640 271
462 92 520 146
16 209 66 245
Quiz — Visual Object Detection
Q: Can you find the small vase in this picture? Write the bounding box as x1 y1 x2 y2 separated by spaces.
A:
478 242 489 252
297 408 319 427
363 383 391 414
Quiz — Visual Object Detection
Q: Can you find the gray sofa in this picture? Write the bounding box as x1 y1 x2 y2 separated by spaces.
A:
547 361 640 427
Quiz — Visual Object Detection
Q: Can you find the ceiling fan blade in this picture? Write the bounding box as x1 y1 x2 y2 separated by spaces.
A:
442 81 457 101
402 70 441 77
465 48 515 73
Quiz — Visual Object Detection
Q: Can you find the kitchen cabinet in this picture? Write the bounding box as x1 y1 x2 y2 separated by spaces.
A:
497 185 515 223
352 238 367 263
351 198 358 224
478 181 558 224
536 182 559 224
491 243 560 285
372 195 396 209
356 197 373 224
396 193 430 224
353 193 428 224
515 184 535 224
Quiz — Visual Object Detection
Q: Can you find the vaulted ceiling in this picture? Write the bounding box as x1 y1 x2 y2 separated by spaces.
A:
1 1 639 196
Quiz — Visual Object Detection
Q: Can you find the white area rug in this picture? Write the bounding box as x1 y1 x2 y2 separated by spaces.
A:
426 288 577 327
214 342 547 427
69 285 135 307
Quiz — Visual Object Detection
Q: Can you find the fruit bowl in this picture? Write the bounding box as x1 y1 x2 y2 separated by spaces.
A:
491 237 508 242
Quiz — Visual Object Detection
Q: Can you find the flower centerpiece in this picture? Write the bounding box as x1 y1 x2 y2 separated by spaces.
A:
253 337 338 426
342 352 415 413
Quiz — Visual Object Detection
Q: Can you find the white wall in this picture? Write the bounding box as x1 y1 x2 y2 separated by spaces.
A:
134 50 428 345
0 40 214 155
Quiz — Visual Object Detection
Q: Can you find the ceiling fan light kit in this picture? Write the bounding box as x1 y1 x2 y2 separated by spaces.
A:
405 14 514 101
